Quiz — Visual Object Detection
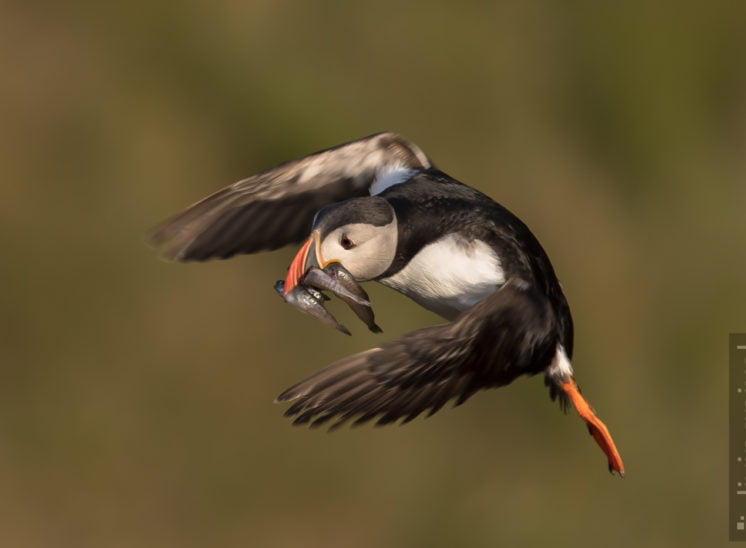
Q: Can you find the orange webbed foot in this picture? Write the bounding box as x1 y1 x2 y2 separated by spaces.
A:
559 377 625 477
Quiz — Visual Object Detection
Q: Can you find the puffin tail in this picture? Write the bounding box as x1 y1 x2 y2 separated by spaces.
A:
545 374 572 413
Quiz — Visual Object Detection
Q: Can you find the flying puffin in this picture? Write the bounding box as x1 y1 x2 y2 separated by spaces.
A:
150 132 625 476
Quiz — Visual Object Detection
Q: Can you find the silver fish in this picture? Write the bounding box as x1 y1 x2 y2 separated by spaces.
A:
275 280 350 335
302 268 369 307
317 263 382 334
275 264 381 334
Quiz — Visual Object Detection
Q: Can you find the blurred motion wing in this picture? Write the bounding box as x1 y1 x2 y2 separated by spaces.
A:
276 279 555 428
148 132 430 261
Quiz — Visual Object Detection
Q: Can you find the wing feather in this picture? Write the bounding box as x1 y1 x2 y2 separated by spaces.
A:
276 279 559 428
149 132 430 261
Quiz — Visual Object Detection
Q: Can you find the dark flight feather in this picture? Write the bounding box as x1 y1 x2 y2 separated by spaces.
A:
276 279 559 428
148 132 430 261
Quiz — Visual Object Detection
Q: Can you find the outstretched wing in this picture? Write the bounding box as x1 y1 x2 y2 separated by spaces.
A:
276 279 559 429
148 132 430 261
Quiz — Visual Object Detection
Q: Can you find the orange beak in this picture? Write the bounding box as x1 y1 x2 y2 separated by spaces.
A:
283 231 322 296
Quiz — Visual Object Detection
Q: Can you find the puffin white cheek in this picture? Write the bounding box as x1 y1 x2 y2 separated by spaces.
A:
318 240 342 267
344 243 389 281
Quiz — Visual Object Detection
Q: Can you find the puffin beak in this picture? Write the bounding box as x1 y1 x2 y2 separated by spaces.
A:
283 230 323 296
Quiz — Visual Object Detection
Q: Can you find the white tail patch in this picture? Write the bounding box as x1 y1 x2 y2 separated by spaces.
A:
369 163 418 195
547 345 574 380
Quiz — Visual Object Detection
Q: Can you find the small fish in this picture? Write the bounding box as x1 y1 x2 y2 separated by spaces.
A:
277 279 328 302
302 268 370 307
277 280 350 335
274 266 380 334
320 263 382 334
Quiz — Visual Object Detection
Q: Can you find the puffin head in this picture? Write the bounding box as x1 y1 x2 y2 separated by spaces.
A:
283 196 397 295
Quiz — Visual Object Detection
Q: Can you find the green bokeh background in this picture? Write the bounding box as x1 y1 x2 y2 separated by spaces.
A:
2 2 744 546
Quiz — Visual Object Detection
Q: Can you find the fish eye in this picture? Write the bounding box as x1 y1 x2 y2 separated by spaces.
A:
340 235 356 250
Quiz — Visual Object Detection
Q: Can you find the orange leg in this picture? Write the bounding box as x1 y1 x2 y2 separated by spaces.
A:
559 377 625 477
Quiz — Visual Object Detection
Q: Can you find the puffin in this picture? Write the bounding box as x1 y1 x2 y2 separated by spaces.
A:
150 132 625 476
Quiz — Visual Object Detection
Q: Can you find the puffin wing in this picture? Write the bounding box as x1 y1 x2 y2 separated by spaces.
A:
148 132 430 261
276 279 556 429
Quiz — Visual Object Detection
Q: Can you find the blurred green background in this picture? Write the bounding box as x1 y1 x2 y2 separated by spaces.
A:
2 1 744 546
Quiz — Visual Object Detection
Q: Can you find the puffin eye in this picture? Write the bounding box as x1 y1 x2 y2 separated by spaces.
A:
340 235 356 250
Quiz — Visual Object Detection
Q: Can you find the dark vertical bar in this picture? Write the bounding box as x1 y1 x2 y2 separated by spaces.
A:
730 334 746 541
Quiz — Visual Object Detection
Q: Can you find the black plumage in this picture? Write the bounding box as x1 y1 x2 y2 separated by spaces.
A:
150 132 624 475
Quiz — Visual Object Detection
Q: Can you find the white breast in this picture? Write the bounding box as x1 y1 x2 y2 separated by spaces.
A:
380 233 505 320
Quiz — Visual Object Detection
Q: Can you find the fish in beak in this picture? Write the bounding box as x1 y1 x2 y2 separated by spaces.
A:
276 231 381 334
318 262 381 333
274 279 350 335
